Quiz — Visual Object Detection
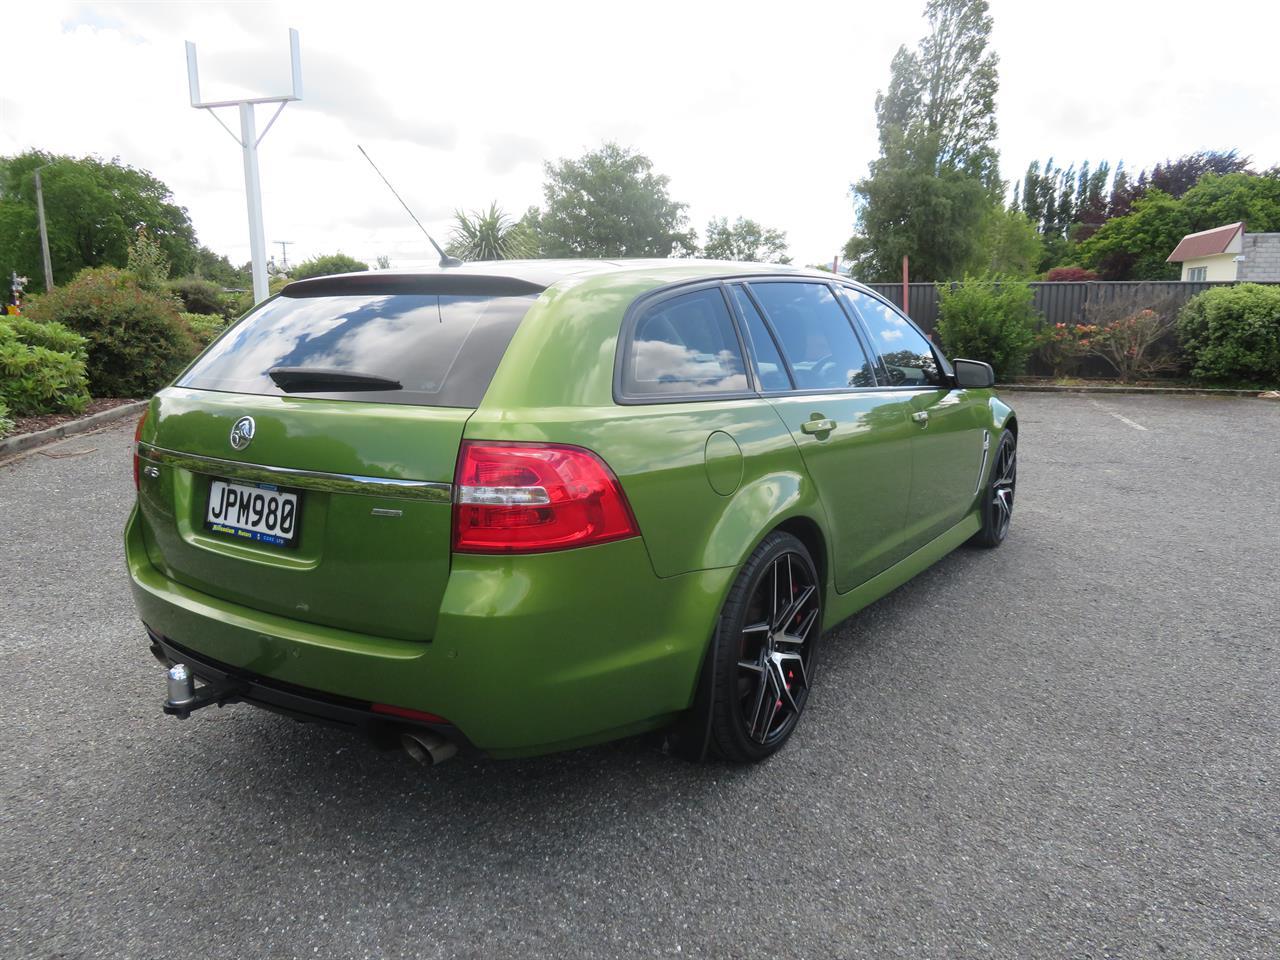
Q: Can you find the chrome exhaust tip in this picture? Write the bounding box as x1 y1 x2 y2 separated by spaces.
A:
400 730 457 766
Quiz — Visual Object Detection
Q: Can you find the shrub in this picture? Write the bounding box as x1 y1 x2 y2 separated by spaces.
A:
0 398 13 438
1177 283 1280 385
167 277 225 316
125 227 171 292
1044 266 1098 282
24 267 199 397
180 312 228 347
1084 292 1181 382
3 316 88 359
288 253 369 281
1033 322 1098 377
0 340 90 416
935 278 1040 381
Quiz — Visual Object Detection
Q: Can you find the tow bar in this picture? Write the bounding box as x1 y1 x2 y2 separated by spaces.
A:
163 663 246 719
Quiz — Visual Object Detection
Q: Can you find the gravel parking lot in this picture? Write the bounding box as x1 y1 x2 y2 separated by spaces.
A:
2 392 1278 959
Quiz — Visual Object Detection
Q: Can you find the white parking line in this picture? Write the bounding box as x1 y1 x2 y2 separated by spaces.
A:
1089 399 1149 432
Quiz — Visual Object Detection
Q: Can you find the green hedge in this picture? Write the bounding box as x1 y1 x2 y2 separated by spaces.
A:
3 316 88 359
935 278 1040 381
181 312 228 347
167 277 226 316
0 397 12 438
1177 283 1280 385
0 338 90 416
24 267 199 397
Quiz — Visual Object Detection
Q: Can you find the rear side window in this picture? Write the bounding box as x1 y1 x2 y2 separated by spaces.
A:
748 281 877 390
729 286 791 391
178 292 537 408
841 289 943 387
621 287 748 398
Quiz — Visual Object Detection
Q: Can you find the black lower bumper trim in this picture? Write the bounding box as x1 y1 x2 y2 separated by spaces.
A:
146 628 463 747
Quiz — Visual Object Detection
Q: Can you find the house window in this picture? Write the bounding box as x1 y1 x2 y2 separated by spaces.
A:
1186 266 1208 282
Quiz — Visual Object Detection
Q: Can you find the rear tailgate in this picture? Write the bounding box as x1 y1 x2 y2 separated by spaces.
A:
137 388 463 641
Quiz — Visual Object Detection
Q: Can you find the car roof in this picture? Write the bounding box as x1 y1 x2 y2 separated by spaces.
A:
281 259 850 298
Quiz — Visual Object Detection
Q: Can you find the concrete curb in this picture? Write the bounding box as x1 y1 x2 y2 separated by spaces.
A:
998 383 1268 399
0 400 148 460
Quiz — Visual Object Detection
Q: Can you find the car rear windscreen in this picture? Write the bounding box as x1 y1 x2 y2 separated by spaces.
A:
178 292 539 408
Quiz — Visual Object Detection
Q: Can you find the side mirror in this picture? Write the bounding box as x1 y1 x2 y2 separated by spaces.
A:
952 358 995 388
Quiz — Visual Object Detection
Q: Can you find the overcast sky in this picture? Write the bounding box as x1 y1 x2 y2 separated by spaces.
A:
4 1 1279 271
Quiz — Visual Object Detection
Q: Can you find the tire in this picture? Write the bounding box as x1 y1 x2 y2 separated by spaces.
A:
970 428 1017 549
689 531 823 763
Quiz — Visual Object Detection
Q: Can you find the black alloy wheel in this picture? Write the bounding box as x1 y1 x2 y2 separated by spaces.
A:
972 429 1017 548
704 532 822 762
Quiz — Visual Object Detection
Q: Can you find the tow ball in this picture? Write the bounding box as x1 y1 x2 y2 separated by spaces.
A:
163 663 245 719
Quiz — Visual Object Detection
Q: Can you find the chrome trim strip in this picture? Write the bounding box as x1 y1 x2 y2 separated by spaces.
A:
137 442 452 502
973 430 991 496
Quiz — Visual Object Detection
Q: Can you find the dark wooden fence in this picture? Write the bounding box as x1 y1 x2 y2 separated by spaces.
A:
863 280 1272 337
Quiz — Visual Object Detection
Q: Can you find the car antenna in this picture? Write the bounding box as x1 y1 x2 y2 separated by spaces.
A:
356 144 462 268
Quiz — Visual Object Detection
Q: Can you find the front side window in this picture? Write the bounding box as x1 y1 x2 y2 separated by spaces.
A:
747 281 876 390
1187 265 1208 282
842 289 943 387
179 292 536 407
622 287 749 398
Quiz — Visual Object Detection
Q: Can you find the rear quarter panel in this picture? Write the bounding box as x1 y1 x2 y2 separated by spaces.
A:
471 272 827 580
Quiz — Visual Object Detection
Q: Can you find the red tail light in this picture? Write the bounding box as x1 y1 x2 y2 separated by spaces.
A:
132 410 148 490
452 441 639 554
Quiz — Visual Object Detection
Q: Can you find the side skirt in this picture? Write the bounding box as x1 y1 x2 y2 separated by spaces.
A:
822 511 982 631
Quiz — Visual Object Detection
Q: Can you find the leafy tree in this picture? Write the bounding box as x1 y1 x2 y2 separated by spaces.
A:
701 217 791 263
1080 173 1280 280
1108 162 1136 219
288 253 369 281
0 151 197 292
1148 150 1252 200
447 202 537 261
539 143 694 258
375 255 391 270
190 246 248 288
846 0 1001 282
976 208 1042 277
1077 190 1187 280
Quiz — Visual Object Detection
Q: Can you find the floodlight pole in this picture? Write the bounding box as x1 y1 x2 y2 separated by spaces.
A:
186 28 302 305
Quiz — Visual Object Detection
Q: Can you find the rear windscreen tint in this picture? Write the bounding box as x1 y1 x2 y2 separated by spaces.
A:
178 292 538 408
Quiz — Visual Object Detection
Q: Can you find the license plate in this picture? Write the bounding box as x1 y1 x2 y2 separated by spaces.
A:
205 479 301 548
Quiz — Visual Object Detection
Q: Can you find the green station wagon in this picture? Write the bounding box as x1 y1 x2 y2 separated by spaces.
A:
127 260 1017 764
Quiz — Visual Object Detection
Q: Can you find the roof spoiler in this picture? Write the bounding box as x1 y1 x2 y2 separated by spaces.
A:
281 273 547 298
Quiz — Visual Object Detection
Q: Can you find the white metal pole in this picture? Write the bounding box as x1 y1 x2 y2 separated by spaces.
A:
34 169 54 292
239 102 270 304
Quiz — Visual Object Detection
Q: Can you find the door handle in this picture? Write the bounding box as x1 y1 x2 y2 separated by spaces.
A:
911 411 929 426
801 417 836 435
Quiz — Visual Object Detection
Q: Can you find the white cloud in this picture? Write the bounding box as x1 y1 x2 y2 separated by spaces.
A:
3 0 1278 271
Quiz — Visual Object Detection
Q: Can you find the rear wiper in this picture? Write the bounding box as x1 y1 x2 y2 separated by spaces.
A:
268 367 402 393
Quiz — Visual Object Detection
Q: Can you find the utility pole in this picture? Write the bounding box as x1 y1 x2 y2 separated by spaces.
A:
186 29 301 305
902 255 910 315
33 163 54 291
274 240 294 271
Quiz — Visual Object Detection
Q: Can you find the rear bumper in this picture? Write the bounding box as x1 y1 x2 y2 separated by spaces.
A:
147 629 462 745
126 507 733 757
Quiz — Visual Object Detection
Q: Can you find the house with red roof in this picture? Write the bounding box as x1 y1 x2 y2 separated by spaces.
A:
1167 222 1280 282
